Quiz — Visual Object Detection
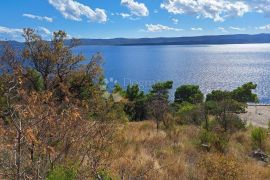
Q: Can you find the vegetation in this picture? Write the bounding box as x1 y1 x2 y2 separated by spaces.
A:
174 85 203 104
251 127 267 150
0 29 269 179
147 81 173 130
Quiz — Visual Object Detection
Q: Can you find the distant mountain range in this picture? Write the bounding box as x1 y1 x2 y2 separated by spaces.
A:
2 33 270 46
74 34 270 46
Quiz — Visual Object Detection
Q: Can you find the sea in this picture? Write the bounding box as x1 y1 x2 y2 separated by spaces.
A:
73 44 270 103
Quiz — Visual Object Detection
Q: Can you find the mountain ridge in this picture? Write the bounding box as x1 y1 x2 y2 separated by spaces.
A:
2 33 270 46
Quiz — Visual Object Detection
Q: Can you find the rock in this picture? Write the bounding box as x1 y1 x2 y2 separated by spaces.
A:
251 149 270 162
201 143 210 152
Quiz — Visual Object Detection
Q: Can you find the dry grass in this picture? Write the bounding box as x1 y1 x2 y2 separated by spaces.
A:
109 121 270 179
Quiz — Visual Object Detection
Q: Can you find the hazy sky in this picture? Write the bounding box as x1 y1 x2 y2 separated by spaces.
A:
1 0 270 41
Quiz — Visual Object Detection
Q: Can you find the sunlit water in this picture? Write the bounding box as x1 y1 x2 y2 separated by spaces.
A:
73 44 270 103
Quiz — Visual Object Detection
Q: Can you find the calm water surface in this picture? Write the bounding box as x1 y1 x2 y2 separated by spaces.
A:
73 44 270 103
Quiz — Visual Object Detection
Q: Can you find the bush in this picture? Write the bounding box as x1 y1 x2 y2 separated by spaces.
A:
227 115 246 132
199 130 215 146
198 130 229 153
96 169 113 180
177 102 202 125
47 166 76 180
26 69 44 91
251 127 266 150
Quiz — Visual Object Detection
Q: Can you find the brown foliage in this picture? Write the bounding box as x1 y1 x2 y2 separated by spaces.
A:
0 29 123 179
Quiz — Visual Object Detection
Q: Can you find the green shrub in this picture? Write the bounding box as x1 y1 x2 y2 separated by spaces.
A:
251 127 266 150
212 133 229 153
177 102 202 125
199 130 215 145
46 166 76 180
198 130 229 153
27 69 44 91
227 115 246 132
204 118 220 131
96 169 113 180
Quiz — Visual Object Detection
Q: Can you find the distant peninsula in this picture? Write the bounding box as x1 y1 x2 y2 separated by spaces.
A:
2 33 270 46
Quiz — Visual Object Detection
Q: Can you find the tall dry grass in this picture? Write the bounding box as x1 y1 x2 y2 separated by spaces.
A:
109 121 270 179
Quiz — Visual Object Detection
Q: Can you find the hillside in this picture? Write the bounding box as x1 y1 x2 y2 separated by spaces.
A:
2 33 270 47
112 121 270 179
75 33 270 46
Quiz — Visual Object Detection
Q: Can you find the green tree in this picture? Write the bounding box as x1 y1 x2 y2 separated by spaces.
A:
206 90 231 102
174 85 204 104
206 90 246 132
113 83 125 97
150 81 173 99
206 83 258 103
204 83 257 132
124 84 147 121
148 81 173 130
231 82 258 103
126 84 141 101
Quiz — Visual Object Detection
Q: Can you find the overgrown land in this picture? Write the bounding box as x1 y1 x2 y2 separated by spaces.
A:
0 29 270 180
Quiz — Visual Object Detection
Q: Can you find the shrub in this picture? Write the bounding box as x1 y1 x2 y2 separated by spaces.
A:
47 166 76 180
251 127 266 150
198 130 229 153
96 169 113 180
212 133 229 153
227 115 246 132
199 130 215 146
177 102 203 125
26 69 44 91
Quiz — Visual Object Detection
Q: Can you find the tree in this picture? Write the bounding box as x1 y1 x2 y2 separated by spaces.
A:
148 81 173 130
174 85 204 104
150 81 173 99
206 83 258 104
206 90 231 102
205 83 258 132
0 30 125 179
206 90 246 132
231 82 258 103
22 28 84 92
113 83 125 97
124 84 147 121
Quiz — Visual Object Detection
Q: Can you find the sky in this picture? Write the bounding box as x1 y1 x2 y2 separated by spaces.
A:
0 0 270 41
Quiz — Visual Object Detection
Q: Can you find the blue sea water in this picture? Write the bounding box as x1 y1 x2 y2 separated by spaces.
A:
73 44 270 103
